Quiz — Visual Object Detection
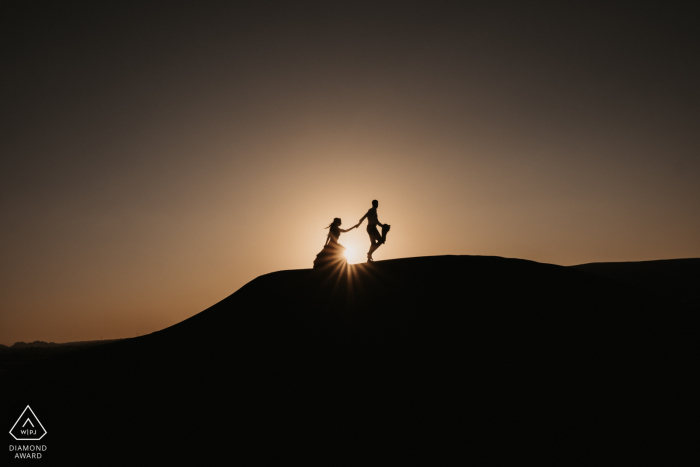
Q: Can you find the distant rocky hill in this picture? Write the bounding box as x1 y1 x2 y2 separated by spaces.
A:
6 339 121 349
0 339 124 376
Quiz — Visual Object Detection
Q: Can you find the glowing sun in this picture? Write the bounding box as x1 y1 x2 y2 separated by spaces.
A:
342 238 365 264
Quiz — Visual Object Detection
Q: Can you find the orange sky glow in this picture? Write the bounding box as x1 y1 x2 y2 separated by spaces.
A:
1 2 698 345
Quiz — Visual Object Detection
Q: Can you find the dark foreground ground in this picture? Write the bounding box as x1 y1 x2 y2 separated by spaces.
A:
0 341 122 376
2 256 697 464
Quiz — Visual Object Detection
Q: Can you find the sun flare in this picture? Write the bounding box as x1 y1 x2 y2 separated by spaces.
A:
342 237 366 264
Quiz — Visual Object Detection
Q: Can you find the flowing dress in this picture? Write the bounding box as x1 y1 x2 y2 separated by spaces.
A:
313 225 347 270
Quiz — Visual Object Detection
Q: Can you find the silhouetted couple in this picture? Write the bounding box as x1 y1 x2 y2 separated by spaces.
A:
313 200 390 269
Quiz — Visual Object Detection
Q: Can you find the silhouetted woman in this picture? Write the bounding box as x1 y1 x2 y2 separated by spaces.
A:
313 218 358 269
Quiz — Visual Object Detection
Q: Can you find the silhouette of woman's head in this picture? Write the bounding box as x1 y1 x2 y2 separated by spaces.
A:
326 218 342 229
372 200 378 208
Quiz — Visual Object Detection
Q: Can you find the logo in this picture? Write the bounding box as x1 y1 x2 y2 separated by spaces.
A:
9 406 47 441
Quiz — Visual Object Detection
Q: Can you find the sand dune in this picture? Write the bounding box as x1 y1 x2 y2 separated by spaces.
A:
571 258 700 306
3 255 696 463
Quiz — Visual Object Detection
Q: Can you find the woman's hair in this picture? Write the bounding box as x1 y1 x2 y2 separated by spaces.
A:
325 218 341 229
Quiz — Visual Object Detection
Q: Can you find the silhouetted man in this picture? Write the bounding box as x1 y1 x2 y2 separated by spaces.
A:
357 200 387 262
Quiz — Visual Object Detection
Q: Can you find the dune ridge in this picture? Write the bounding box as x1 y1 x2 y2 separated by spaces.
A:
2 255 696 463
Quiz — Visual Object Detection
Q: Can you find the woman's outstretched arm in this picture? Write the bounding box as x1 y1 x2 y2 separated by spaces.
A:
339 225 358 233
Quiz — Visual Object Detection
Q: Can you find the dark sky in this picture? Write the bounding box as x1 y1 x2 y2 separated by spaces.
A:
1 1 698 345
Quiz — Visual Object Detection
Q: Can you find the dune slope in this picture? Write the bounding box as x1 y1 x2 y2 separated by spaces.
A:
3 256 695 463
571 258 700 306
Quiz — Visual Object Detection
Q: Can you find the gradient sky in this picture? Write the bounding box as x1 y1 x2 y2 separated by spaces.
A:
1 1 698 345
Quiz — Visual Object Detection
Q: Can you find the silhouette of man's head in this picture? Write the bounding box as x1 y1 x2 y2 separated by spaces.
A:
372 200 378 208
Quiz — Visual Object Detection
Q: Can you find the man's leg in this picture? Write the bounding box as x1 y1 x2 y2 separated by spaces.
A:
367 231 382 260
367 226 382 261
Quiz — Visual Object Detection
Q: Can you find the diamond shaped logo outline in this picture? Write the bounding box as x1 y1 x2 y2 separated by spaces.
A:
9 405 47 441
